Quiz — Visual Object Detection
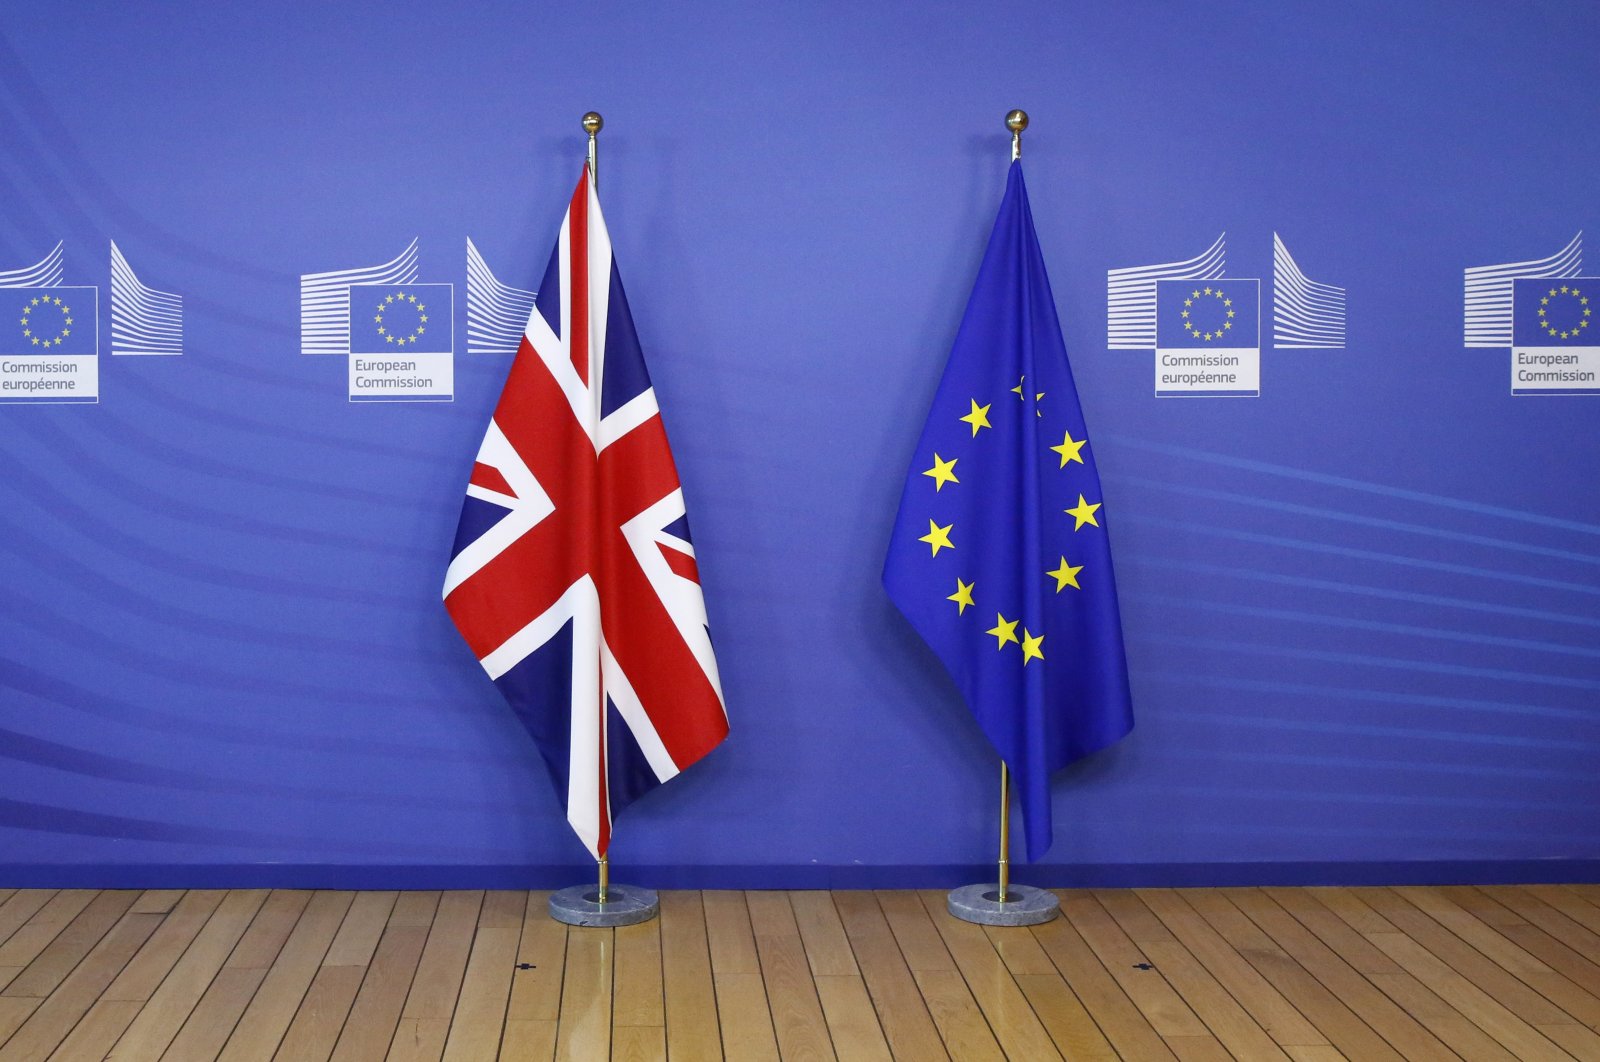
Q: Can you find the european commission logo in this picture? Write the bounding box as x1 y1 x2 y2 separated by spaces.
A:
1153 280 1261 396
1109 233 1345 397
0 242 99 404
1464 233 1598 395
299 240 455 402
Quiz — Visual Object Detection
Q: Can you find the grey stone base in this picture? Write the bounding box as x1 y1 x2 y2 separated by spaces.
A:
548 883 660 927
947 882 1059 926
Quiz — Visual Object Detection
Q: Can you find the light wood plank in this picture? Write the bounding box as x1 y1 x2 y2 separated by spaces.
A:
0 893 58 952
218 890 356 1062
612 917 663 1029
1031 905 1176 1062
813 973 892 1062
2 890 137 999
227 889 314 969
659 891 722 1062
909 968 1006 1061
499 1018 558 1062
103 889 227 1002
1395 885 1600 1029
46 997 141 1059
128 889 185 915
981 915 1117 1061
162 966 270 1062
0 996 41 1045
272 964 367 1062
328 924 430 1062
1221 888 1453 1061
714 972 780 1062
1263 887 1405 976
874 892 954 973
441 926 520 1061
0 891 97 979
1061 890 1208 1041
0 910 161 1062
830 892 947 1062
612 1023 667 1062
323 892 398 968
398 891 483 1030
387 1017 450 1062
106 888 268 1060
790 892 858 977
1179 890 1406 1062
918 890 1061 1061
1285 1047 1348 1062
506 892 566 1026
553 927 612 1062
1356 887 1596 1033
1137 888 1328 1049
1098 889 1288 1062
702 891 760 975
746 890 835 1061
390 891 442 927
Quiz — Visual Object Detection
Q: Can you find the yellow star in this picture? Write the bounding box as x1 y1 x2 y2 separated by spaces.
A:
1561 286 1571 294
1184 297 1194 307
416 325 426 334
385 294 395 304
959 399 992 437
376 325 386 335
1050 429 1087 467
52 297 61 305
29 297 39 306
1223 297 1232 307
1191 289 1200 299
1539 307 1548 316
60 328 69 337
986 613 1019 649
420 313 429 323
1223 321 1233 330
20 328 29 337
1011 375 1025 399
948 579 975 615
922 453 959 491
919 519 954 557
1181 309 1190 319
1065 494 1102 530
1549 288 1560 298
1047 557 1083 592
385 335 395 344
374 314 383 323
1203 287 1213 296
1583 296 1591 305
1226 309 1235 318
1542 296 1550 305
30 337 39 345
1020 629 1044 665
408 294 418 303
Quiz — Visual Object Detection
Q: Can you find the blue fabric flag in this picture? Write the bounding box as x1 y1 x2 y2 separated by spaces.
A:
883 162 1133 862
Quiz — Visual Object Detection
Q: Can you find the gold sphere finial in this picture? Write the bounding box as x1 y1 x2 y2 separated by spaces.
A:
582 111 604 136
1005 109 1029 134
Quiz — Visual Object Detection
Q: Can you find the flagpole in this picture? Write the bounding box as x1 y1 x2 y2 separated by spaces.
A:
546 109 659 929
945 108 1060 929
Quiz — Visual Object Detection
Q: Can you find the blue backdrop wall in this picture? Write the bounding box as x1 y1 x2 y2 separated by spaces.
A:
2 0 1598 888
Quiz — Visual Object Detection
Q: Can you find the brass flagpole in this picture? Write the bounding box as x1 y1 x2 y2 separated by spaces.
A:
546 109 658 928
946 109 1059 928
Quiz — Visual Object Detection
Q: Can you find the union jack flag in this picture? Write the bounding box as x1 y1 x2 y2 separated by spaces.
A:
444 164 728 859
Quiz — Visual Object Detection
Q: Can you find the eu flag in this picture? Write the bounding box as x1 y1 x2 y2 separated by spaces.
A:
1513 277 1598 346
883 162 1133 861
0 287 98 356
348 283 453 355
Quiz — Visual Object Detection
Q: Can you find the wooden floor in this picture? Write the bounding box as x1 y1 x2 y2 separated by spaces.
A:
0 886 1598 1060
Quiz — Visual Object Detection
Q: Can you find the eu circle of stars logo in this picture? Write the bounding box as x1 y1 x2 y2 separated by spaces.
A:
911 376 1107 671
1536 285 1592 341
1180 286 1236 343
373 290 430 347
19 295 73 349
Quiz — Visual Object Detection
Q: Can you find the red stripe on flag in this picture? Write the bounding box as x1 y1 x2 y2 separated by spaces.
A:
659 542 700 584
568 169 590 386
468 461 515 497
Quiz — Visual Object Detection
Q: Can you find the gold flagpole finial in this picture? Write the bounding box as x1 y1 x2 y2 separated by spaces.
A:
582 111 603 185
1005 109 1028 161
